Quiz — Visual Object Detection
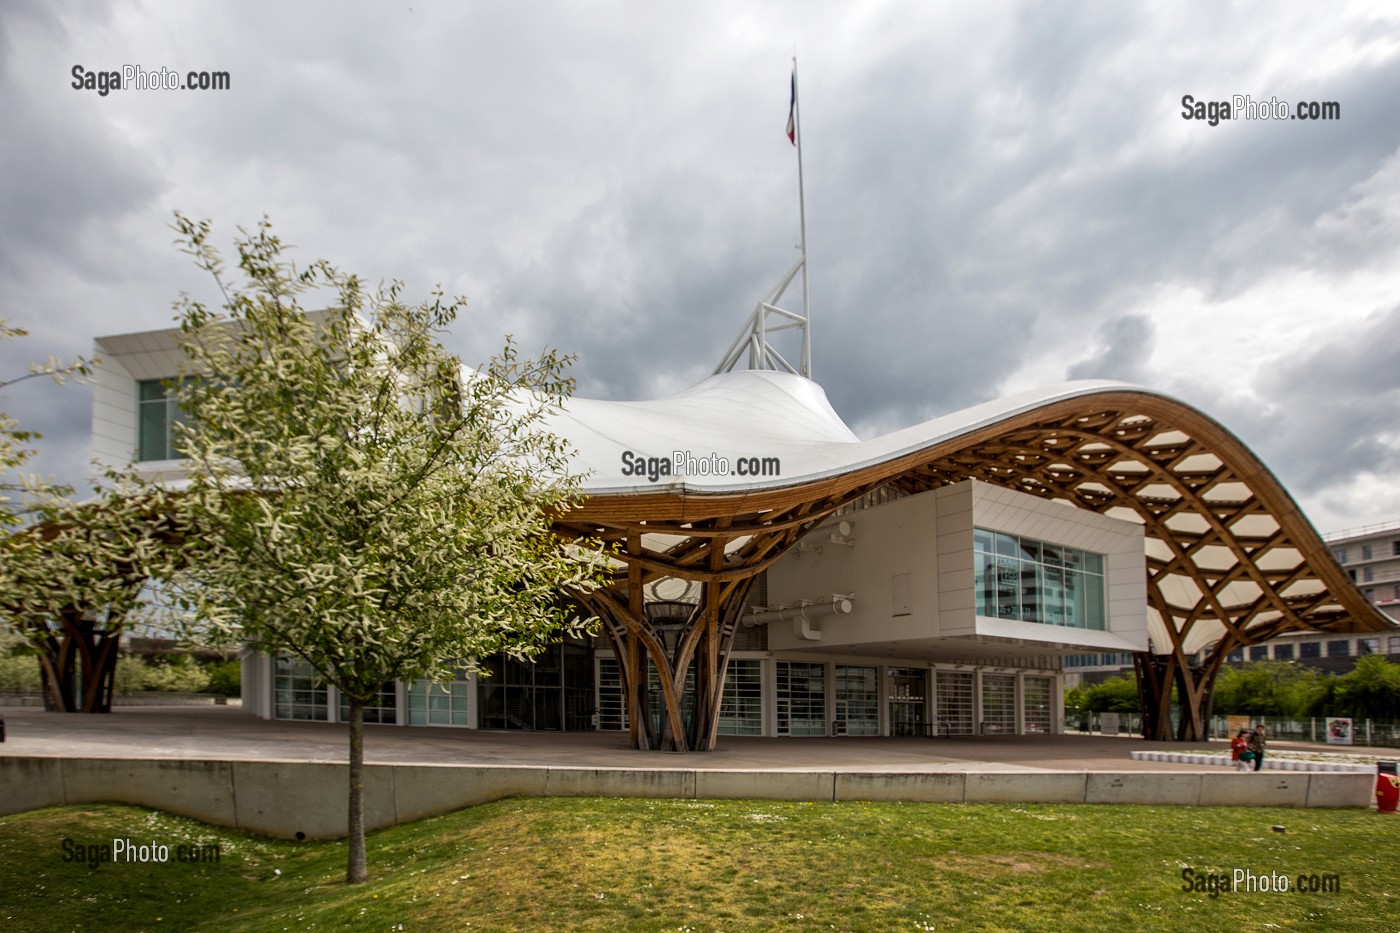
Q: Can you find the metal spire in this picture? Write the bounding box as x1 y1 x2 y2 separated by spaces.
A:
715 58 811 379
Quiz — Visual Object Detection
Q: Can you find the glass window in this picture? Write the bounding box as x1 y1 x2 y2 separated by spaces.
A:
1332 548 1347 564
718 659 763 736
1389 636 1400 655
973 528 1107 630
1300 642 1321 659
274 655 328 721
1393 541 1400 557
1326 640 1350 658
596 658 627 731
408 675 471 726
479 641 594 732
341 682 397 725
1273 643 1294 661
1226 648 1244 663
834 665 879 736
776 661 826 736
1362 544 1373 561
1249 646 1268 661
137 378 191 461
980 674 1016 734
1359 638 1379 656
1023 677 1053 733
888 667 926 736
935 670 975 736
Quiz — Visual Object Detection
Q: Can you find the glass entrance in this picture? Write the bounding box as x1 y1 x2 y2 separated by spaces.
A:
888 667 926 736
477 640 595 731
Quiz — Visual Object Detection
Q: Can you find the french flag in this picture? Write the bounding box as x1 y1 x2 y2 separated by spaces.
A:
785 70 796 145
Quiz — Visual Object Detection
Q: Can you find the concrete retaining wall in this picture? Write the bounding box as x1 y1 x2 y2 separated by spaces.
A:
0 757 1374 840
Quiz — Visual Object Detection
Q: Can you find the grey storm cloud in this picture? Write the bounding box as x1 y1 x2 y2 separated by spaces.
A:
1065 313 1155 383
2 0 1399 532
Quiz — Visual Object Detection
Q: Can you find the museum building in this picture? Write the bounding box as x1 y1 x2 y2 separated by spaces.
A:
90 317 1389 748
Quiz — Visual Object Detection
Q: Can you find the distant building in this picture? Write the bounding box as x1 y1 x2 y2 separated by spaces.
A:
1065 521 1400 685
1327 521 1400 624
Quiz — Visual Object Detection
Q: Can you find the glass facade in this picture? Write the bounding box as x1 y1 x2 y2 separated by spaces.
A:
1273 643 1294 661
407 677 471 726
340 682 397 725
981 674 1016 733
888 667 927 736
935 670 975 735
1023 677 1053 733
597 658 627 731
137 378 190 461
1064 652 1133 668
717 659 763 735
478 641 594 731
776 661 826 736
273 655 327 721
974 529 1106 629
834 665 879 736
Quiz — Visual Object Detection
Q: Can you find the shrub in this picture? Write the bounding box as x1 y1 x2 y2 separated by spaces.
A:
0 652 42 693
205 659 241 697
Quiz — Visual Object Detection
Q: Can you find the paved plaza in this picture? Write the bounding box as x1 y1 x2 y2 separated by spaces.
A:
0 705 1381 774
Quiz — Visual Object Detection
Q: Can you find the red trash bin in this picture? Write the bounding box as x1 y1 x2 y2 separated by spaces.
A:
1378 764 1400 813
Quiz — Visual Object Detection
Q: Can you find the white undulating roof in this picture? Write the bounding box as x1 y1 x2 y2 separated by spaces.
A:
548 370 1140 495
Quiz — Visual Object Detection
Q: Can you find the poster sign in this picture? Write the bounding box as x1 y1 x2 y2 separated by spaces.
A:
1326 717 1353 746
1227 715 1251 739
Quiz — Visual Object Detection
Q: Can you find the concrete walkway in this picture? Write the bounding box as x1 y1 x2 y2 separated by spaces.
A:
0 705 1386 774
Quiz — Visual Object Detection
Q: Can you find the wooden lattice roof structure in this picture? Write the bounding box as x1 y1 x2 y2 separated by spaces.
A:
546 373 1390 747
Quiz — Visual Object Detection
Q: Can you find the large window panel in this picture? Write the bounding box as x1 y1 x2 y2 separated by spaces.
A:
718 659 763 736
341 682 397 725
273 655 327 721
137 378 191 461
407 678 471 726
834 665 879 736
776 661 826 736
973 528 1107 631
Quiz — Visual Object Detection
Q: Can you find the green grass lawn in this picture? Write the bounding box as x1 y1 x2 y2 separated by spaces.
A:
1 798 1394 931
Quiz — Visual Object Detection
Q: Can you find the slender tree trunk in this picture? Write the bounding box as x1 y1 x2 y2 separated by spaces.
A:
346 700 367 885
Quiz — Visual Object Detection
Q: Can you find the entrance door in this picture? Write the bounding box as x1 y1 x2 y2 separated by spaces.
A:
887 668 927 736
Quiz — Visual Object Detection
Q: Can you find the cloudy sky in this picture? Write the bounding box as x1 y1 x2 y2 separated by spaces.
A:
2 1 1398 534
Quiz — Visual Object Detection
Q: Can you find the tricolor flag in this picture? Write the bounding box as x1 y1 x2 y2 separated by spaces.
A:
785 70 797 145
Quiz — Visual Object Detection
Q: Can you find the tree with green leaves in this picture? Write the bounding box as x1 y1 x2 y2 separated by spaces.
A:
163 215 609 884
0 324 170 712
1313 655 1400 720
0 482 173 711
1211 661 1324 719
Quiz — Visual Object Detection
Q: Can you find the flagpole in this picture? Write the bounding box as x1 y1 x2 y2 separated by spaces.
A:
793 56 811 378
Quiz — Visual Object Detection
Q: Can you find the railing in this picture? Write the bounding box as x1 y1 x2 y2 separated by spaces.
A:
1323 519 1400 542
1209 716 1400 748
